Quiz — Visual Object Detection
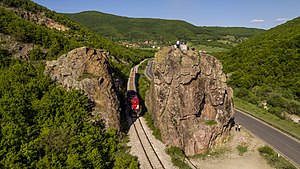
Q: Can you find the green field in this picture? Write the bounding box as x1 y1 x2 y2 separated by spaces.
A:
189 44 229 53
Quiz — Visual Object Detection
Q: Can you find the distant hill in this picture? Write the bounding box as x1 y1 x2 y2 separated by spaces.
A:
216 16 300 116
64 11 264 50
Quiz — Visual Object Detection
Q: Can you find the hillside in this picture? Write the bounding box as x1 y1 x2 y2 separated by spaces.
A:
0 0 142 168
0 1 153 71
216 16 300 117
64 11 264 51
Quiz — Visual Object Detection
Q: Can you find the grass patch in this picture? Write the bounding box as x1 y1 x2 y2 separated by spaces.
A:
188 44 229 53
144 112 162 141
236 142 248 156
136 60 162 141
165 147 192 169
137 59 149 74
234 97 300 140
258 146 297 169
192 147 228 160
205 120 217 126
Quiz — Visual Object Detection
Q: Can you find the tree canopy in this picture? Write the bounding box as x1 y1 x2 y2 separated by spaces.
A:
0 0 143 168
216 16 300 116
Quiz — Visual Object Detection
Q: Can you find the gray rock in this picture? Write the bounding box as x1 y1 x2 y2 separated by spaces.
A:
45 47 121 130
146 47 234 156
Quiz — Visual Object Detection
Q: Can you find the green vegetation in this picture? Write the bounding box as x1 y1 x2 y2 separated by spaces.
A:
144 112 162 141
234 98 300 139
216 16 300 118
64 11 264 50
192 147 228 160
0 0 155 168
188 44 229 53
137 66 150 101
258 146 296 169
166 147 192 169
112 147 139 169
0 2 154 69
204 120 218 126
136 60 162 140
0 55 139 168
236 143 248 156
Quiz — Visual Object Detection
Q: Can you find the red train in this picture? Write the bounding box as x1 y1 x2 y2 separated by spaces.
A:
127 90 140 117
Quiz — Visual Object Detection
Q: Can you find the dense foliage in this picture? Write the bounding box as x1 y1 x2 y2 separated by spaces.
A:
165 147 191 169
0 3 154 65
216 17 300 116
0 54 123 168
64 11 264 48
0 0 145 168
135 61 162 140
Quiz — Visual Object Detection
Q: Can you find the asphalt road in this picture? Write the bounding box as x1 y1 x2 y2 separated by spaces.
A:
235 110 300 168
145 60 153 79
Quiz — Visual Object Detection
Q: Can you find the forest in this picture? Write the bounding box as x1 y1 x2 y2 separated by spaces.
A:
216 16 300 117
0 1 154 71
0 0 148 168
0 50 138 168
64 11 264 48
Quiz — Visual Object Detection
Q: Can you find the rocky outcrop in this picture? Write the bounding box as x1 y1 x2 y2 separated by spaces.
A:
1 5 69 31
0 33 34 60
45 47 121 130
146 47 235 156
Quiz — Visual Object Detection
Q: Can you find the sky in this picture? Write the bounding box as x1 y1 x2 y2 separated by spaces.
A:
32 0 300 30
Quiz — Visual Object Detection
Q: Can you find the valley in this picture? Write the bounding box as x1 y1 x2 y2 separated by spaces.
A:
64 11 264 53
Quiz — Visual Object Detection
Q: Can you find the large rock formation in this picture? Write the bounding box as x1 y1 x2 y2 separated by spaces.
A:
146 47 235 156
45 47 121 130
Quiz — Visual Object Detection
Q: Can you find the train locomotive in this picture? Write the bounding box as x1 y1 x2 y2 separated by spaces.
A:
127 90 140 117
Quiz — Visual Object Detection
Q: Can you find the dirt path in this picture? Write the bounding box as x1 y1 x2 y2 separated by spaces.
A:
190 129 274 169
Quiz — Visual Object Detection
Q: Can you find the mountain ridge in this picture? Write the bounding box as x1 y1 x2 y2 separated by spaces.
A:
64 11 264 49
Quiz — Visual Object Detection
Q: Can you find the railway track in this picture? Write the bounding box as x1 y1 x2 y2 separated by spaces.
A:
127 65 168 168
129 116 166 169
127 62 196 169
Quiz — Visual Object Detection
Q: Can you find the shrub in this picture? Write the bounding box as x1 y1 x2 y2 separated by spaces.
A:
144 112 162 141
236 143 248 156
205 120 217 126
166 147 191 169
113 153 139 169
258 146 296 169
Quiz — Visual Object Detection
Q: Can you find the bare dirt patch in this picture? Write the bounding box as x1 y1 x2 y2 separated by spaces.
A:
190 129 274 169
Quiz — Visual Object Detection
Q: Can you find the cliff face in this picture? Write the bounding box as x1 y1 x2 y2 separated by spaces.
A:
45 47 121 130
146 47 235 156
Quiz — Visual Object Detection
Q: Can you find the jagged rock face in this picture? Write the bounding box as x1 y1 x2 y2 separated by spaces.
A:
45 47 121 130
146 47 234 156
